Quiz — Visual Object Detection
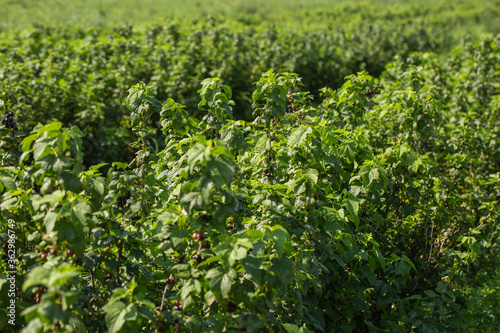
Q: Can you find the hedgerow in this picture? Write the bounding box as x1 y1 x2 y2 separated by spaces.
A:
0 17 450 167
0 34 499 332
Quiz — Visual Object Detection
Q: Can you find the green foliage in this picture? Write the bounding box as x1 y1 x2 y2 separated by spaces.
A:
3 5 498 167
0 31 499 333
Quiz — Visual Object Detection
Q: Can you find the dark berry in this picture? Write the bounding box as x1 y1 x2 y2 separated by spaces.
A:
227 300 237 312
66 250 74 257
40 253 47 260
50 248 57 255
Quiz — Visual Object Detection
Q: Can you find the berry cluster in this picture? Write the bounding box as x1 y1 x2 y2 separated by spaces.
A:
173 299 183 311
264 167 274 178
193 254 206 263
166 275 176 288
35 287 43 304
2 111 18 131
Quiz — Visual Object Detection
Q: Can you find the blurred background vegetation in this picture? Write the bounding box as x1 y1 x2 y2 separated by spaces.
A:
1 0 500 42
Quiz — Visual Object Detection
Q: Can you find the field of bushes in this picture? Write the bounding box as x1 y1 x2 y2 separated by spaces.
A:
1 0 499 332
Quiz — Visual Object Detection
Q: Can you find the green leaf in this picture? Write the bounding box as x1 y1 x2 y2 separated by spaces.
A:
283 323 301 333
104 301 127 333
367 168 379 187
244 229 265 241
66 126 84 151
208 158 234 188
344 193 360 227
270 256 295 285
108 288 129 304
0 170 16 190
22 267 50 291
53 156 71 173
264 225 289 256
37 121 62 134
71 201 91 231
288 126 313 148
306 169 319 185
180 192 203 214
21 133 38 152
187 143 209 172
361 265 376 285
241 256 262 285
170 229 190 248
214 236 251 268
33 137 54 160
206 267 236 299
112 162 129 170
220 272 232 297
47 264 81 287
59 173 84 192
186 315 203 333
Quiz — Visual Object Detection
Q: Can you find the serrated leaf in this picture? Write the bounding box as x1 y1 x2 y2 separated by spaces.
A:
108 288 129 304
264 225 289 256
37 121 62 134
0 170 16 190
344 194 360 227
241 256 262 285
367 168 379 187
22 267 50 291
104 301 126 333
21 133 38 152
288 126 313 148
306 169 319 185
33 138 54 160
